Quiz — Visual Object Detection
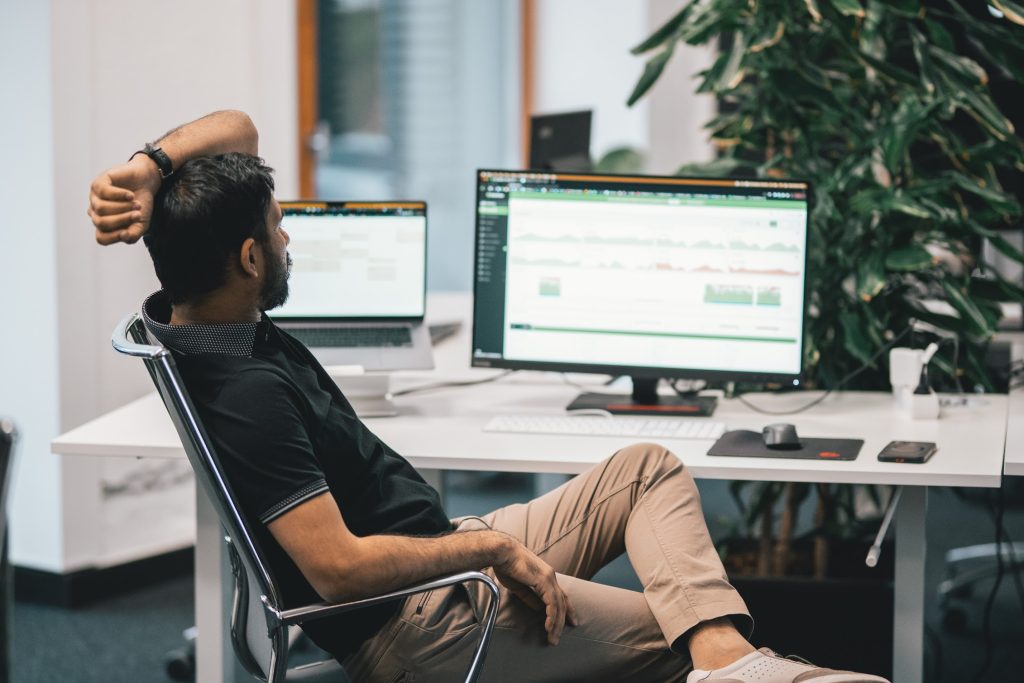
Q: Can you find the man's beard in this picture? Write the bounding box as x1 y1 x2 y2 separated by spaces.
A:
260 252 292 311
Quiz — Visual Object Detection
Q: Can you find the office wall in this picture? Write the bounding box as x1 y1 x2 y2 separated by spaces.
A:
5 0 300 573
0 0 64 572
533 0 651 159
646 0 717 173
532 0 716 172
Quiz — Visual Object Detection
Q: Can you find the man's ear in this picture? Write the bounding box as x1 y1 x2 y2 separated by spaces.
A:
239 237 259 278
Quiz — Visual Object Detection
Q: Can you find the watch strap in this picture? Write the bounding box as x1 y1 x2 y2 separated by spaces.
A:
130 143 174 179
143 143 174 179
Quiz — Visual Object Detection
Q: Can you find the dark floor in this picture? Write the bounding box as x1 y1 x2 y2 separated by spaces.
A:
11 475 1024 682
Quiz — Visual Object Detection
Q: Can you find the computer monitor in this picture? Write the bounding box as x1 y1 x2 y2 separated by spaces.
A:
529 110 593 172
471 170 811 416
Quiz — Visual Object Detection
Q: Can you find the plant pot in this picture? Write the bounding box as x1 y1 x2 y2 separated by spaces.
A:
725 539 894 678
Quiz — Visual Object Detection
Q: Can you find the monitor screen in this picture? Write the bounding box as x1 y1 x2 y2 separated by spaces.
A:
529 110 592 172
471 171 810 383
275 201 427 319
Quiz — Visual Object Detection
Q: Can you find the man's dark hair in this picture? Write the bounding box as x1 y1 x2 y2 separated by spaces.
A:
145 153 275 305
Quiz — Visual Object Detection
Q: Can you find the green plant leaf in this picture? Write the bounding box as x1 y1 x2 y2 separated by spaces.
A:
676 3 729 46
712 32 748 93
594 147 646 174
901 296 968 333
885 245 934 271
840 309 877 365
856 252 886 301
992 0 1024 26
890 194 932 219
805 0 824 22
884 0 923 17
929 46 989 86
924 18 955 52
971 274 1024 303
950 174 1020 214
882 95 942 170
908 26 937 95
675 157 743 177
750 22 786 54
829 0 866 17
953 85 1016 141
963 342 996 392
942 279 995 338
631 2 695 54
627 45 675 106
856 50 920 86
986 233 1024 264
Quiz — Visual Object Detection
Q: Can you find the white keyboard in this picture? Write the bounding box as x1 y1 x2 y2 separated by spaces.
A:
484 414 728 440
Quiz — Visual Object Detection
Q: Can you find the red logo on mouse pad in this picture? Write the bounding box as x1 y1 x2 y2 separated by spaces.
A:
818 451 841 458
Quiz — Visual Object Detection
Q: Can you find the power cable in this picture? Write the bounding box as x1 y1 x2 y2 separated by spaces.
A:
736 324 914 416
392 369 516 397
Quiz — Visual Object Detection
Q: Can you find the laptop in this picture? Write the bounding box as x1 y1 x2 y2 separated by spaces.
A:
273 200 434 371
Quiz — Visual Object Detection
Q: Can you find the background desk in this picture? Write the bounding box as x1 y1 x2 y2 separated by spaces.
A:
52 294 1010 683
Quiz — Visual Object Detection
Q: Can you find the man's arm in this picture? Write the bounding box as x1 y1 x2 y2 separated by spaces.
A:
88 110 258 245
269 493 578 645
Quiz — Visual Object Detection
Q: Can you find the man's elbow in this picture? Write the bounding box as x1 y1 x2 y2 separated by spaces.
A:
313 573 355 604
308 555 368 603
221 109 259 155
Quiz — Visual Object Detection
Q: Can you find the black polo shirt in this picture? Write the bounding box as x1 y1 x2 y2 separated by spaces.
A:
142 291 451 660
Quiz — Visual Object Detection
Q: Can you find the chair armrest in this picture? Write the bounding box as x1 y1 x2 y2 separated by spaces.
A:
271 570 498 626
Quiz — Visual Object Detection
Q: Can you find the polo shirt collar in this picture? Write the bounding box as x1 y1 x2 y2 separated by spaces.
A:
141 290 267 357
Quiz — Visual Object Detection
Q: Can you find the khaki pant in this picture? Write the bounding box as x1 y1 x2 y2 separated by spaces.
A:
342 443 752 682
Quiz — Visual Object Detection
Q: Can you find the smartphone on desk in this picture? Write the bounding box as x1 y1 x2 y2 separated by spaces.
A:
877 440 937 464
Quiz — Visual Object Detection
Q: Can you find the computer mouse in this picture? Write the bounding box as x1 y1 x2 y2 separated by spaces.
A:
762 423 801 449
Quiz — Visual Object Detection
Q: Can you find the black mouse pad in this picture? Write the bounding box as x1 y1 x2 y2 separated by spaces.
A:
707 430 863 461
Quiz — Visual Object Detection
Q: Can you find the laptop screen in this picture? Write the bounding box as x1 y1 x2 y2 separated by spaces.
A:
274 201 427 319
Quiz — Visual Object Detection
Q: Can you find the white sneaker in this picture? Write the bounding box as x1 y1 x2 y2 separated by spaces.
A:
686 648 890 683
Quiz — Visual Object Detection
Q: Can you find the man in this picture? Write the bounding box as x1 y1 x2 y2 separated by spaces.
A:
89 110 887 683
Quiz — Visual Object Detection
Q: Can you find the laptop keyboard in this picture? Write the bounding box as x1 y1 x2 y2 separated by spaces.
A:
288 326 413 348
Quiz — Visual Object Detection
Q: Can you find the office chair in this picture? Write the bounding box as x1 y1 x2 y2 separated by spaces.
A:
937 482 1024 633
112 314 500 683
1 419 15 683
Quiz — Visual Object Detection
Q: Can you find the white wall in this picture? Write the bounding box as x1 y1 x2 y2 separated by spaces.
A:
532 0 716 172
0 0 64 572
647 0 717 173
4 0 300 573
533 0 650 159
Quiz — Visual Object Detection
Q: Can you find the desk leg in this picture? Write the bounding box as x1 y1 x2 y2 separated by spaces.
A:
195 487 243 683
893 486 927 683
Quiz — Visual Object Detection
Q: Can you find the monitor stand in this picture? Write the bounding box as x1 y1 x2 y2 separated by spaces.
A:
566 377 718 417
328 371 399 417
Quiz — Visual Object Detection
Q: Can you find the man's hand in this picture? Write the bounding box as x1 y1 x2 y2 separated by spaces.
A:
493 541 578 646
88 155 162 245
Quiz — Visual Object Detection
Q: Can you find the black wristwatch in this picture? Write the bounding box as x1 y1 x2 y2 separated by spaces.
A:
130 143 174 179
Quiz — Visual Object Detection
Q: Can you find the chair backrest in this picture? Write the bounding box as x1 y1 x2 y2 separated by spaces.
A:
112 314 289 682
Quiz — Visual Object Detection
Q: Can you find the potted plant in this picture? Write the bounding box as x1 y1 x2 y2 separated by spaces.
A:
628 0 1024 389
626 1 1024 675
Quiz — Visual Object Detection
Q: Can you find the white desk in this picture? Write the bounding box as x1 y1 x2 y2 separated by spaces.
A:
53 294 1010 683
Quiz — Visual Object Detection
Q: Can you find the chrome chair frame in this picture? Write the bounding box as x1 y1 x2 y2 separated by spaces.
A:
112 313 499 683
